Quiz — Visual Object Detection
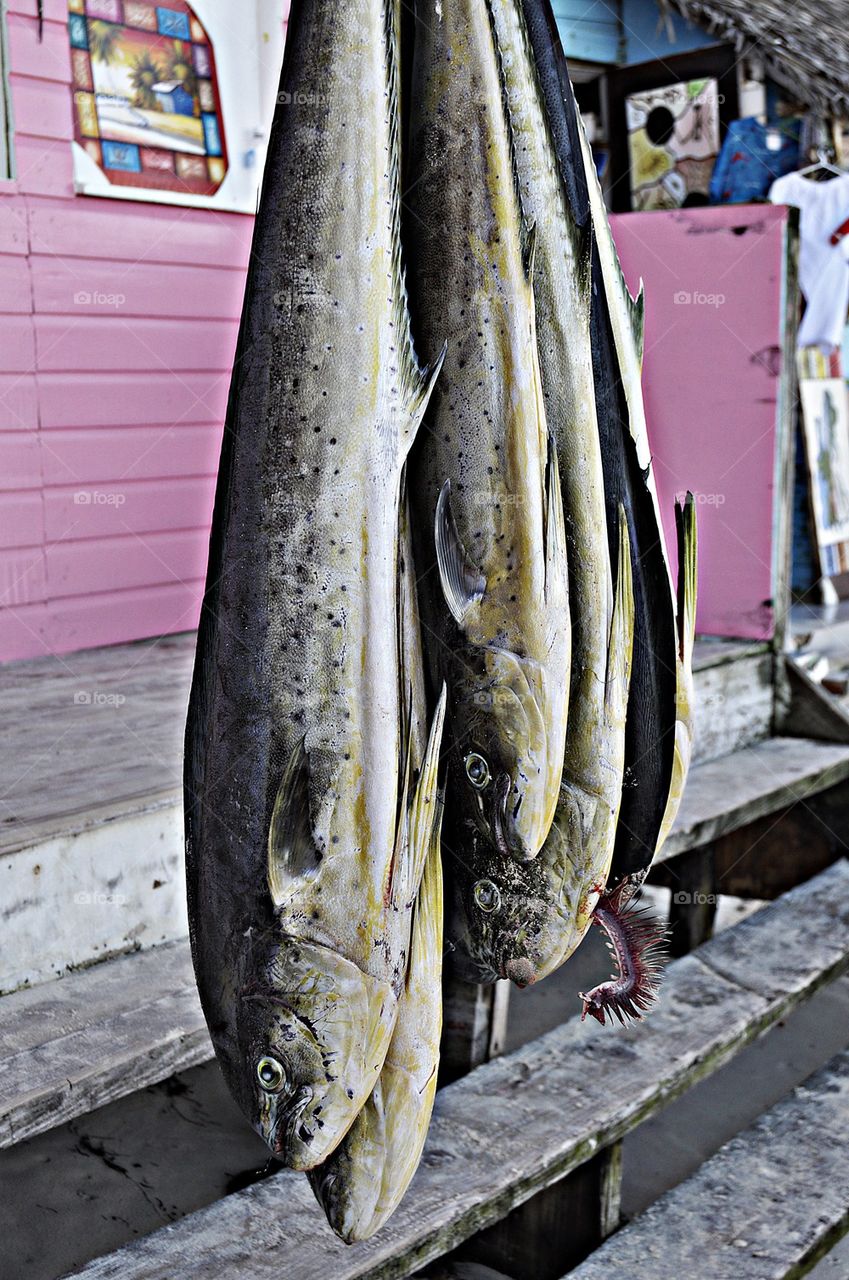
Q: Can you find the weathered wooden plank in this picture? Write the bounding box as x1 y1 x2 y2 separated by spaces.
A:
64 861 849 1280
667 844 718 956
567 1048 849 1279
439 978 510 1086
776 655 849 746
692 649 774 765
657 737 849 863
0 942 209 1148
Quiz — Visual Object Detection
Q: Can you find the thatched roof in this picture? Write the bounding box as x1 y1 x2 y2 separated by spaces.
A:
665 0 849 119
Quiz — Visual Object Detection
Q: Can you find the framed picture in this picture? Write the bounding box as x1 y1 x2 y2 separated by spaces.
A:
67 0 286 213
799 377 849 577
607 47 740 212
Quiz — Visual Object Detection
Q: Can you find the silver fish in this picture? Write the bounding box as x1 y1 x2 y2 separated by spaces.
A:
407 0 571 867
184 0 445 1171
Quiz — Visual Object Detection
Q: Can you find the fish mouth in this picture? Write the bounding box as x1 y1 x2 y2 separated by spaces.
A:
263 1085 330 1169
491 773 533 863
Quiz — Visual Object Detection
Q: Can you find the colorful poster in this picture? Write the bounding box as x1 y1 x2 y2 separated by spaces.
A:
68 1 228 199
799 376 849 577
626 79 720 211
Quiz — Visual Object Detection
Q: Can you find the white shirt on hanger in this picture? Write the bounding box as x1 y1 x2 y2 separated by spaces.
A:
769 171 849 349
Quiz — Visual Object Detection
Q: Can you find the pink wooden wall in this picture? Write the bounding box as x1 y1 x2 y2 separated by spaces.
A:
611 205 791 641
0 0 255 661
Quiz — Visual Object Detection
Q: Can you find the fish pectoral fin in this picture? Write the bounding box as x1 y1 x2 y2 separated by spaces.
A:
675 492 698 666
392 685 446 910
267 738 321 907
434 480 486 627
544 435 569 605
604 506 635 717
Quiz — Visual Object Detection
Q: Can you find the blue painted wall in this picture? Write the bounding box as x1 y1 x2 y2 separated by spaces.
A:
554 0 716 67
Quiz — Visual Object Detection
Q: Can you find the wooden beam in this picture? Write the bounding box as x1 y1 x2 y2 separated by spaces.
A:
776 656 849 746
567 1048 849 1279
439 976 511 1086
65 861 849 1280
666 844 718 957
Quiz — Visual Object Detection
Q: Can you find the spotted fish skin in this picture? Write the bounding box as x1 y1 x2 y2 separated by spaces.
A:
406 0 571 870
185 0 444 1173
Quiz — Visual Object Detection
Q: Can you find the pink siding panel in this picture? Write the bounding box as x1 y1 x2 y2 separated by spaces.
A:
47 530 209 597
28 202 254 268
44 477 216 541
31 257 247 320
0 254 33 310
0 376 39 431
0 431 41 488
0 4 258 660
0 314 36 371
39 372 230 429
35 316 239 373
0 545 46 607
46 582 203 656
38 424 223 485
0 490 42 548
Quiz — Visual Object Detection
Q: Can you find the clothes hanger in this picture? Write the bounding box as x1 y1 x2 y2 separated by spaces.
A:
797 148 845 181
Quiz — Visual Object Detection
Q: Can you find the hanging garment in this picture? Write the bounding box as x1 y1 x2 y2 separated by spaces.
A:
710 117 801 204
769 171 849 349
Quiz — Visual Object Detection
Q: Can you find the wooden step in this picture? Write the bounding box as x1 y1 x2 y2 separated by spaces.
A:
4 737 848 1152
0 941 207 1150
62 860 849 1280
566 1047 849 1280
657 735 849 864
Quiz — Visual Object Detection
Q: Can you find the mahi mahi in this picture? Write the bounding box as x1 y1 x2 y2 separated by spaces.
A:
406 0 571 868
184 0 445 1172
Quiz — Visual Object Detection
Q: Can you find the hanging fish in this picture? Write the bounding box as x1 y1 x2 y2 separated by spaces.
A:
184 0 446 1171
405 0 571 869
309 784 444 1241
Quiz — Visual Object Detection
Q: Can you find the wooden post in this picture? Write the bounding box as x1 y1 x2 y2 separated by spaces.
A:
667 843 718 957
439 974 511 1086
444 1143 624 1280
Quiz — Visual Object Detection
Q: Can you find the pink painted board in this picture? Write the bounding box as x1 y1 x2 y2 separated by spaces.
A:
610 205 790 640
35 317 239 373
43 476 216 541
31 258 248 320
0 314 36 371
39 424 223 486
9 77 72 141
38 372 230 429
0 490 43 548
0 545 46 608
0 254 34 309
6 11 71 83
0 431 41 488
46 530 210 598
0 375 39 431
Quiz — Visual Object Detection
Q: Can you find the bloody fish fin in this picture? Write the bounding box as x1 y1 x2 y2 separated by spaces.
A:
543 434 569 605
578 890 667 1027
435 480 486 627
676 492 698 666
267 738 321 907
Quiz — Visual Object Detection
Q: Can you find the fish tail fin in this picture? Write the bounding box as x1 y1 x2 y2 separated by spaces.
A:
392 685 446 909
676 492 698 666
605 505 635 716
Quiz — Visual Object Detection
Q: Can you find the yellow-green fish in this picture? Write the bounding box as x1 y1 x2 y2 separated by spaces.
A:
406 0 571 867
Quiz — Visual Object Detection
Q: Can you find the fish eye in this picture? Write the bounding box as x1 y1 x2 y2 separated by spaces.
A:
474 879 501 913
465 752 491 790
256 1055 286 1093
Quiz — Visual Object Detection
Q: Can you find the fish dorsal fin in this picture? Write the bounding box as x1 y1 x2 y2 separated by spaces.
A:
267 738 321 907
391 685 447 909
404 785 445 995
388 687 416 909
544 435 569 605
676 492 698 665
434 480 486 627
605 505 635 714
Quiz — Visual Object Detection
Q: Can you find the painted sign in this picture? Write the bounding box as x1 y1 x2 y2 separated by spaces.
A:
626 78 720 211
